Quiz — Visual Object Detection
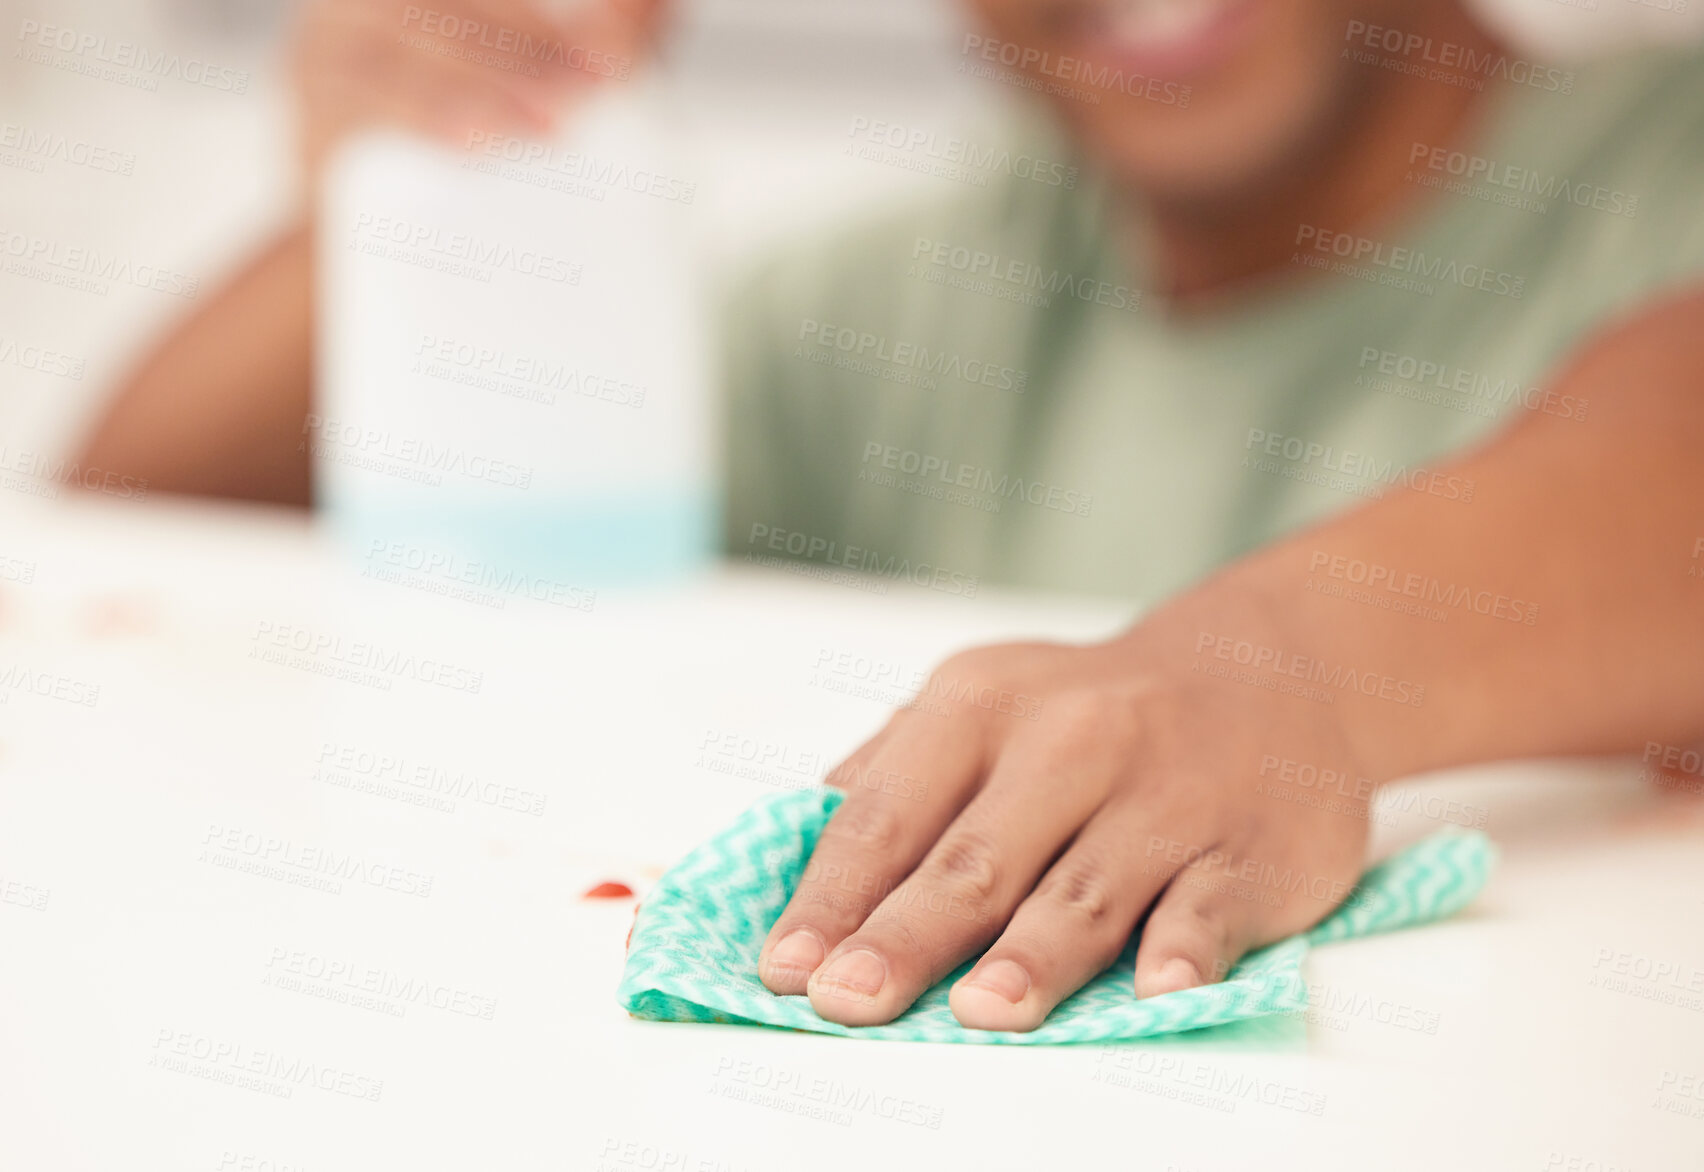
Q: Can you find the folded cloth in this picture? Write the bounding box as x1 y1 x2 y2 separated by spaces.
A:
617 788 1494 1044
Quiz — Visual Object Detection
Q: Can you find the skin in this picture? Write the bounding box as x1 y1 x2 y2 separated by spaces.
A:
965 0 1502 300
79 0 665 504
763 289 1704 1029
75 0 1704 1029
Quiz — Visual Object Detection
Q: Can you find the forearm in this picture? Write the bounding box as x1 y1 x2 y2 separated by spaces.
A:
1172 288 1704 782
77 218 316 508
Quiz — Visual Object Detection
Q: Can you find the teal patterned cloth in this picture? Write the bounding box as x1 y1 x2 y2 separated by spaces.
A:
617 788 1495 1043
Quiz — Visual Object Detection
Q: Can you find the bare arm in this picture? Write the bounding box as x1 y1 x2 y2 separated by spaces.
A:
1210 284 1704 779
78 219 315 507
75 0 666 508
757 285 1704 1033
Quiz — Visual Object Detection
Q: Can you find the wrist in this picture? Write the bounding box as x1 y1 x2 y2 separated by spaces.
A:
1127 544 1437 786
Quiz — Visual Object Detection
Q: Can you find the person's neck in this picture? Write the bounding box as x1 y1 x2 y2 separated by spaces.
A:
1143 8 1505 308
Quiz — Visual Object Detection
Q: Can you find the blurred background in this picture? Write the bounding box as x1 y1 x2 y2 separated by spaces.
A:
4 0 1702 470
3 9 1703 1168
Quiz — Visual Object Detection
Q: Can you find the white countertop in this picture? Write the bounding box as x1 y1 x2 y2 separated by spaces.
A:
0 495 1700 1171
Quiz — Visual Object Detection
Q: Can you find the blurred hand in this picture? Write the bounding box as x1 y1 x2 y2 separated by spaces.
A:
756 590 1374 1031
291 0 669 190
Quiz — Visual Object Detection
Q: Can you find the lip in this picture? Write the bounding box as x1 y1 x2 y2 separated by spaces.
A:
1054 0 1261 82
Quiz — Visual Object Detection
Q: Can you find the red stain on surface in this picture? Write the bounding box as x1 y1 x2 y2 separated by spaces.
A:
583 880 634 900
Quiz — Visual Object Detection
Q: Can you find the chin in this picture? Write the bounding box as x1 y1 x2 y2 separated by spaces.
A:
971 0 1360 205
1062 67 1347 207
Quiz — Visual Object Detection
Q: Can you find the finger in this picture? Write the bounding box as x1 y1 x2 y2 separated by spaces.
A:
328 65 554 143
403 68 560 140
344 0 579 112
947 795 1188 1031
299 15 558 149
820 725 889 792
409 0 581 81
1133 830 1367 999
379 6 571 125
460 0 638 92
757 714 984 995
1132 847 1271 999
806 699 1122 1026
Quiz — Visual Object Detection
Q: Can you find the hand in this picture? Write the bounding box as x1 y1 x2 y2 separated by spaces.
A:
757 589 1375 1031
290 0 669 190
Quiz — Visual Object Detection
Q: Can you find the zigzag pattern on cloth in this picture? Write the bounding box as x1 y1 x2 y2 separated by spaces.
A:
617 788 1495 1044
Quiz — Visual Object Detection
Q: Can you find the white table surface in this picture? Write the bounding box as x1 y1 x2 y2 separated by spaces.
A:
0 496 1700 1172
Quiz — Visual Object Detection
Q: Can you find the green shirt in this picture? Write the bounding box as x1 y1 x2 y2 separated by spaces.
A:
722 47 1704 604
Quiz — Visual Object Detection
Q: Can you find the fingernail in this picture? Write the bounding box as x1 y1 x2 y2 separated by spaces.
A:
1139 957 1203 999
964 958 1030 1004
765 929 825 981
815 949 887 1001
